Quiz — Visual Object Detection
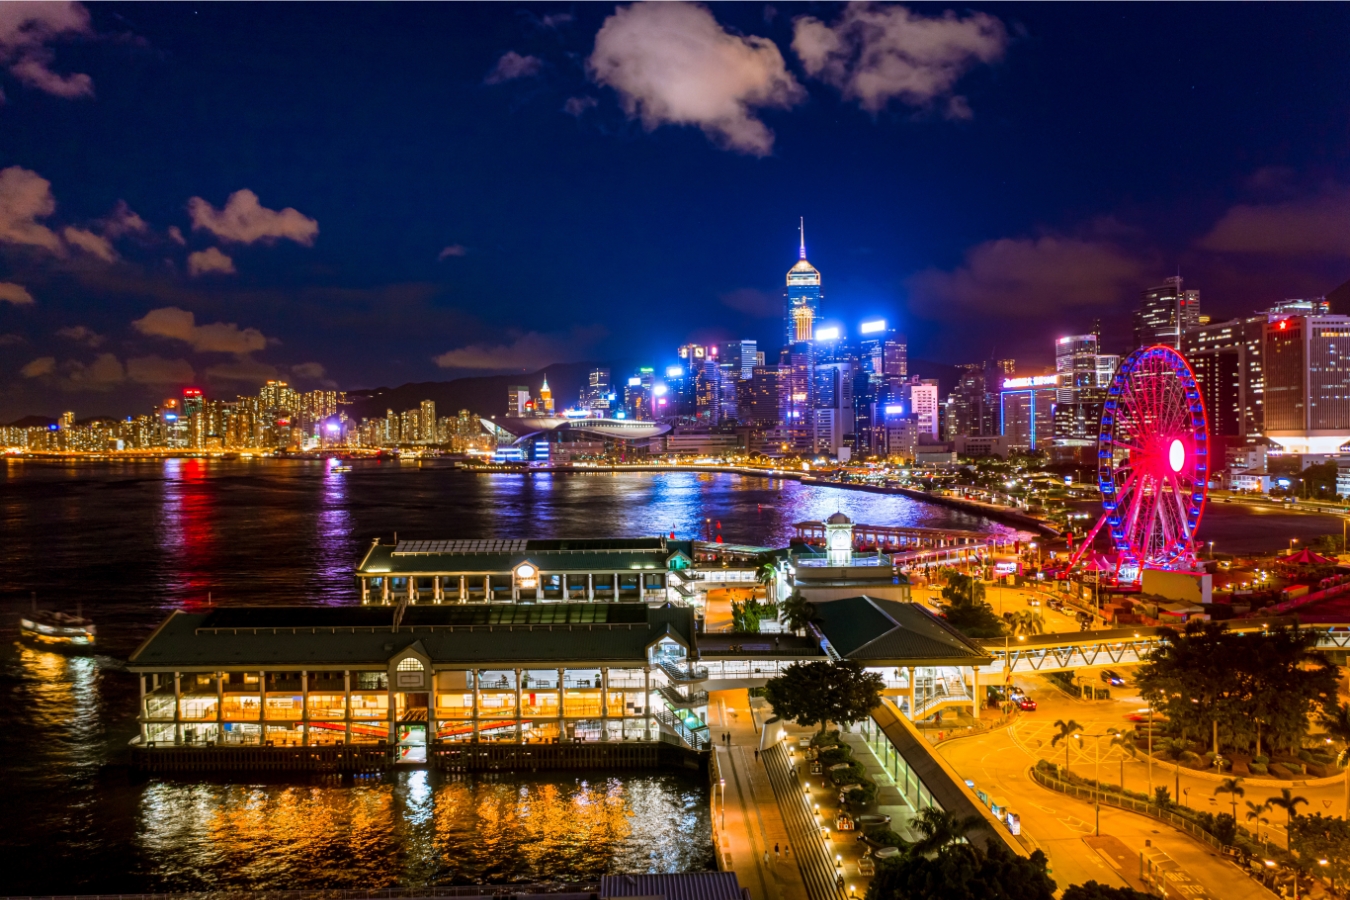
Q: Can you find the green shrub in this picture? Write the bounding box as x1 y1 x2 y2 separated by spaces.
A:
1249 762 1269 775
819 746 853 765
864 825 907 848
1284 762 1305 775
1179 750 1203 766
1253 754 1270 764
811 729 843 749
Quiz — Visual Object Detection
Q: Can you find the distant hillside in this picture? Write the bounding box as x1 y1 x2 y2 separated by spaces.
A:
4 415 58 429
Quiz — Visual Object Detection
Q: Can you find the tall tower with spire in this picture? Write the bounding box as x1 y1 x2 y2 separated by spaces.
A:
785 217 823 346
539 374 555 415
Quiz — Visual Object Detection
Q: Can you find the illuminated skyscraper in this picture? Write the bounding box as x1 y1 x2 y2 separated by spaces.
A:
1135 276 1200 350
539 375 555 415
785 218 822 346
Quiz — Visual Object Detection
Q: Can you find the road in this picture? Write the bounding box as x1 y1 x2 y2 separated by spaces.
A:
939 690 1278 900
969 674 1347 852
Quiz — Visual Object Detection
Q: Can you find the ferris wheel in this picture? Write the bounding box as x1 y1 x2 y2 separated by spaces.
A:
1077 345 1210 581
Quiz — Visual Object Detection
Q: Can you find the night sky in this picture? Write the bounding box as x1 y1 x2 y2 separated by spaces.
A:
2 2 1350 419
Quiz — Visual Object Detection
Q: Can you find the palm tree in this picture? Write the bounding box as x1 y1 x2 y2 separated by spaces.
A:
909 807 982 856
1110 730 1137 790
1319 702 1350 818
1214 776 1245 822
780 590 814 634
1266 787 1309 835
1051 719 1084 776
1245 799 1271 852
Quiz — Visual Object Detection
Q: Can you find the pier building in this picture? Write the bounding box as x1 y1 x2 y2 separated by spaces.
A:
126 596 994 770
354 536 771 608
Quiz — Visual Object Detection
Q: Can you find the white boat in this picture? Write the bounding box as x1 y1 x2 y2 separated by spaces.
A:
20 603 96 647
331 464 353 473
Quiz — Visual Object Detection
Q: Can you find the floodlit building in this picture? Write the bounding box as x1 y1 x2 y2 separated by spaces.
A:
1135 275 1201 350
1264 313 1350 453
784 219 823 346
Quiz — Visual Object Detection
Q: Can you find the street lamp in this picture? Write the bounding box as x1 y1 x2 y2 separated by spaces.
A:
1076 728 1122 836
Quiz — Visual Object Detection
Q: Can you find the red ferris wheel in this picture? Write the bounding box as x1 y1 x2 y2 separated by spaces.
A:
1074 345 1210 582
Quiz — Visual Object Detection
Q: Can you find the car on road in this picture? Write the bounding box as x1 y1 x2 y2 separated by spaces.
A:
1017 696 1037 711
1126 708 1164 723
1101 669 1126 686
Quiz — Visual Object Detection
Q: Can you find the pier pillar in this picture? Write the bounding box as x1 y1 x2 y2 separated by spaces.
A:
216 670 223 738
514 668 523 743
428 670 438 747
433 576 443 604
471 670 480 741
139 674 148 743
361 578 369 605
301 671 309 746
587 573 594 601
484 575 491 602
600 667 609 741
386 675 395 749
344 670 352 744
557 667 566 741
907 666 917 721
382 577 390 605
459 575 466 603
643 666 652 740
971 667 980 716
561 578 569 601
173 672 182 745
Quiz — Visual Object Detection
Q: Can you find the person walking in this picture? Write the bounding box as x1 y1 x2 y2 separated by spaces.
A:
774 843 780 861
754 748 760 762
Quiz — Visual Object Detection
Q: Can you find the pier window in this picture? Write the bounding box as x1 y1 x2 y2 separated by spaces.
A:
264 695 303 721
563 689 601 718
181 723 218 745
478 720 518 742
520 720 561 742
144 693 175 720
348 721 387 744
436 720 474 742
221 723 262 745
649 637 687 665
179 695 218 720
521 669 558 690
307 693 345 719
478 691 516 718
356 671 388 690
145 722 176 744
265 724 304 746
520 690 559 717
609 691 645 716
223 672 260 691
221 694 261 721
436 692 472 717
563 668 601 689
308 723 346 746
350 693 388 719
607 668 645 689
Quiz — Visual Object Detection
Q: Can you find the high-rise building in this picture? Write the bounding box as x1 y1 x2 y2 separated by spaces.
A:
507 386 530 417
581 368 612 413
1184 314 1266 444
901 377 940 439
784 219 822 346
859 320 907 387
1135 275 1201 349
1263 313 1350 453
539 376 555 416
719 340 758 381
420 400 437 442
739 366 782 426
999 375 1058 452
945 363 1000 438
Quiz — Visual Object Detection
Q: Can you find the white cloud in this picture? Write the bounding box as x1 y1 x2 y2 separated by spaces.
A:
433 325 608 371
127 355 195 385
589 2 805 156
167 225 186 245
563 95 598 117
907 233 1147 318
0 333 24 346
0 1 95 98
0 281 34 305
792 3 1008 115
100 200 149 238
20 356 54 378
62 225 117 261
290 361 326 380
131 306 267 354
485 51 543 84
187 246 236 276
0 166 61 252
187 188 319 246
1199 185 1350 257
56 324 103 346
61 352 124 390
437 244 467 260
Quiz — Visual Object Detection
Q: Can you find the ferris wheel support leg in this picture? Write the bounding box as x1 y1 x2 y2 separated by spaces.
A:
1069 513 1110 569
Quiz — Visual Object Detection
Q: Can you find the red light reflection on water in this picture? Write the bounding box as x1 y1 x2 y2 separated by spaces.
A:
159 458 218 608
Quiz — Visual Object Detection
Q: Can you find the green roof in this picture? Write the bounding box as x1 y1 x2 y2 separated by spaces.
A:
810 597 992 666
357 537 679 575
128 603 696 670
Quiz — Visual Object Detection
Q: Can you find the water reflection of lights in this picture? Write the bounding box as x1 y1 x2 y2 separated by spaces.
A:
134 773 710 889
17 647 102 751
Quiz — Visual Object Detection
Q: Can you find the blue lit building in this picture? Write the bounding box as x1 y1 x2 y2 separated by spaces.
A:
999 376 1059 452
785 219 822 346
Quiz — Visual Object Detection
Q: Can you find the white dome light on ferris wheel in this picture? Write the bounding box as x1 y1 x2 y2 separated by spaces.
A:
1072 345 1210 582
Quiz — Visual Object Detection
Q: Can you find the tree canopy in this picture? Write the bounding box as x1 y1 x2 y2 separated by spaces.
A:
779 589 815 633
1061 883 1153 900
1134 622 1339 755
867 838 1055 900
763 659 884 734
939 574 1006 638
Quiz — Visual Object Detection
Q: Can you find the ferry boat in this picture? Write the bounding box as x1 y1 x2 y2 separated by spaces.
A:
331 464 353 473
20 604 96 647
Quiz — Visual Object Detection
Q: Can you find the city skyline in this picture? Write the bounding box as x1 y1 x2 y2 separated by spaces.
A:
3 3 1350 424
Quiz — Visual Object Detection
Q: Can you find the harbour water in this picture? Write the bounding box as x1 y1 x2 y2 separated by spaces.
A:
0 459 1005 894
0 459 1335 893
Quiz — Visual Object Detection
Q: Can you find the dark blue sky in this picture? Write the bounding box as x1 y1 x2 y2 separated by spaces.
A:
2 2 1350 419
